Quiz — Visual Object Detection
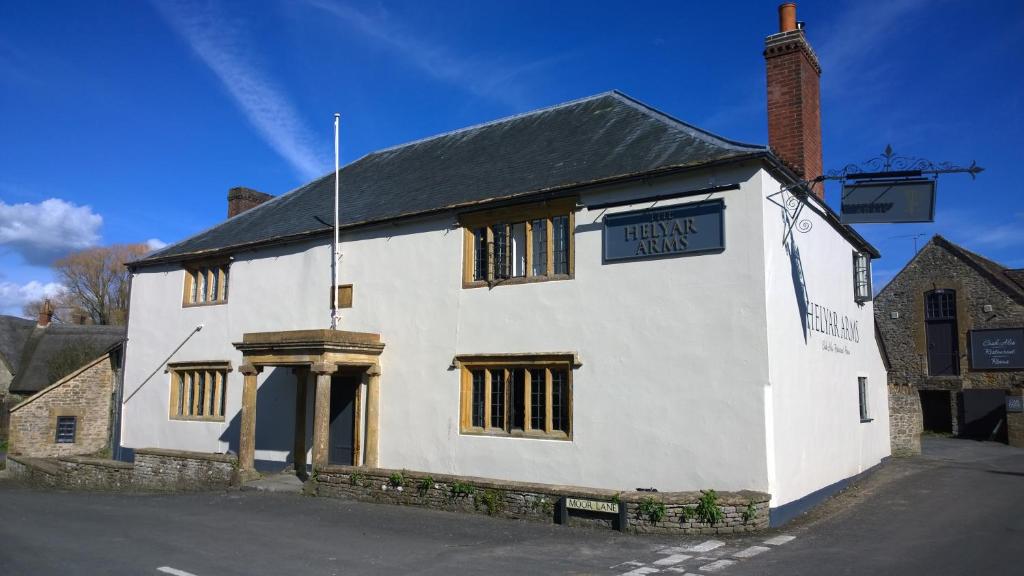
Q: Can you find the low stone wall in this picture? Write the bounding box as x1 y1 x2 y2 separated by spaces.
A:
313 465 769 535
888 384 923 456
133 448 237 491
6 448 237 492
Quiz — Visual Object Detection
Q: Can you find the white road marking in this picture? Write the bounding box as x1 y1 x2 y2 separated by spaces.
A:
157 568 199 576
663 568 695 574
611 560 646 569
686 540 725 553
656 546 689 555
653 554 692 566
620 567 660 576
733 545 771 558
764 534 796 546
699 559 736 572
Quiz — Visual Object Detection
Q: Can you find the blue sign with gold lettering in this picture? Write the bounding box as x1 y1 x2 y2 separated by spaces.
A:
603 200 725 262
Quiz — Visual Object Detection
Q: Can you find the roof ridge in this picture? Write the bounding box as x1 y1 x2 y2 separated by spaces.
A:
350 91 622 161
607 91 765 152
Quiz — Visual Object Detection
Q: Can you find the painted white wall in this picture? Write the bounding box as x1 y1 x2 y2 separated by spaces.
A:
760 171 891 507
121 160 887 501
123 163 774 493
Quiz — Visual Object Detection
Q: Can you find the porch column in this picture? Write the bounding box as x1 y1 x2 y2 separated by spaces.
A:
311 362 337 472
292 366 310 477
238 362 263 479
364 364 381 468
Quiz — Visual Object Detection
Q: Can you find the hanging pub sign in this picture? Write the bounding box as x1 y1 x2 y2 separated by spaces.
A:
603 199 725 262
840 179 936 224
968 327 1024 370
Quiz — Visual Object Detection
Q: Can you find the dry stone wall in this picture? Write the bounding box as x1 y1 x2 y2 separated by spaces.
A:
6 449 236 491
313 465 769 535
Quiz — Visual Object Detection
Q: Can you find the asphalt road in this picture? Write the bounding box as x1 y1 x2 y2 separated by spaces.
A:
0 437 1020 575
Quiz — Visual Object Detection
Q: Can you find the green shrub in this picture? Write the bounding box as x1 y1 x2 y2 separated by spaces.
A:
388 472 405 487
480 489 504 515
742 502 758 524
696 490 724 525
418 476 434 495
638 496 666 523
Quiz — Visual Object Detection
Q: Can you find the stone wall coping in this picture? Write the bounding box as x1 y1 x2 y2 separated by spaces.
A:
7 454 62 476
317 464 770 505
57 455 134 469
134 448 237 463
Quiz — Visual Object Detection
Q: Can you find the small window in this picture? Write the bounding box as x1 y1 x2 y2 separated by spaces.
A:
183 262 230 305
853 252 872 303
461 199 575 288
858 377 870 422
169 364 230 421
460 356 573 439
55 416 77 444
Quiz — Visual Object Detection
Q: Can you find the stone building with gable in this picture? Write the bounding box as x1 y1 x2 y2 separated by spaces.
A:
875 235 1024 445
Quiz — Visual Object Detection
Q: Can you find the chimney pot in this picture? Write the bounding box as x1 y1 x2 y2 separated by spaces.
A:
779 3 797 32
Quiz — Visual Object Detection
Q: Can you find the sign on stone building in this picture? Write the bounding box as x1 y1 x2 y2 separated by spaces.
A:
968 328 1024 370
603 199 725 262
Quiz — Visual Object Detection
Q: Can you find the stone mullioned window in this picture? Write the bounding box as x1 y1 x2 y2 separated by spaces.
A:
168 363 230 421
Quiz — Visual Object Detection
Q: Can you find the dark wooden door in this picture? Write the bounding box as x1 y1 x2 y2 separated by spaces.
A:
927 320 959 376
329 376 357 465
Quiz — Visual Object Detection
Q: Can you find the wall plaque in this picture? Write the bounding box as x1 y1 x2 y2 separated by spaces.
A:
603 199 724 262
1007 396 1023 414
968 327 1024 370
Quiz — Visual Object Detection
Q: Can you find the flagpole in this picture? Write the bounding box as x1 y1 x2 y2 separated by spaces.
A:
331 113 341 330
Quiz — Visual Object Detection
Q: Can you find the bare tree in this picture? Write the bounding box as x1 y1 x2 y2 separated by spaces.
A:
53 244 149 325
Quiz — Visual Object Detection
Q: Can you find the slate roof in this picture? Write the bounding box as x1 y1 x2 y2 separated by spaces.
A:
0 315 35 375
8 323 125 395
932 235 1024 305
137 91 767 265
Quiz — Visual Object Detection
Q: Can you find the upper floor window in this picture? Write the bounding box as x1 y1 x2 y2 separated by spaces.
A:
925 289 959 376
858 377 871 422
168 363 230 421
183 261 229 306
456 353 577 440
461 198 575 288
853 252 872 303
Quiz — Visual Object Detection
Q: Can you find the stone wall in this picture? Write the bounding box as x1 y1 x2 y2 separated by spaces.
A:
133 448 237 491
8 354 114 458
1008 392 1024 448
6 448 237 491
875 238 1024 435
888 385 923 456
313 465 769 535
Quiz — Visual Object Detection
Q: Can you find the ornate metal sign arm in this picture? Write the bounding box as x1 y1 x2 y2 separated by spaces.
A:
830 144 984 181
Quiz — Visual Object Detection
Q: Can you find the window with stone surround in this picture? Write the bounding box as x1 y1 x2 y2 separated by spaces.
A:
55 416 77 443
461 198 575 288
457 354 575 439
169 363 231 421
183 261 230 306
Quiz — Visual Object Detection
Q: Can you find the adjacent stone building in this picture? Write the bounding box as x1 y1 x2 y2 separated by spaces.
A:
8 346 122 458
875 235 1024 445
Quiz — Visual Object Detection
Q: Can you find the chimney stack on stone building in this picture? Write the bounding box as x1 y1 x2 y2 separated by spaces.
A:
765 2 824 199
227 186 274 218
37 299 54 327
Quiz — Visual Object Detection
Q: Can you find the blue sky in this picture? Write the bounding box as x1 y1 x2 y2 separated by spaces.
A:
1 0 1022 316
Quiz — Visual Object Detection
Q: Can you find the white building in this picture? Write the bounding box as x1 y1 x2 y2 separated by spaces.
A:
121 6 889 523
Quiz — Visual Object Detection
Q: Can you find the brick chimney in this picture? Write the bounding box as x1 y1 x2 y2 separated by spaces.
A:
37 299 54 327
765 3 824 198
227 187 274 218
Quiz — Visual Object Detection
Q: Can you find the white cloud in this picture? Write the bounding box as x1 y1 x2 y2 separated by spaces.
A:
0 280 65 317
0 198 102 265
152 0 327 180
146 238 168 251
304 0 559 107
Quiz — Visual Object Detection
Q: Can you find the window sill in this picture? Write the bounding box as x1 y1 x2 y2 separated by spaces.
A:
170 416 226 423
461 427 571 441
860 418 874 423
463 274 573 289
182 300 228 308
